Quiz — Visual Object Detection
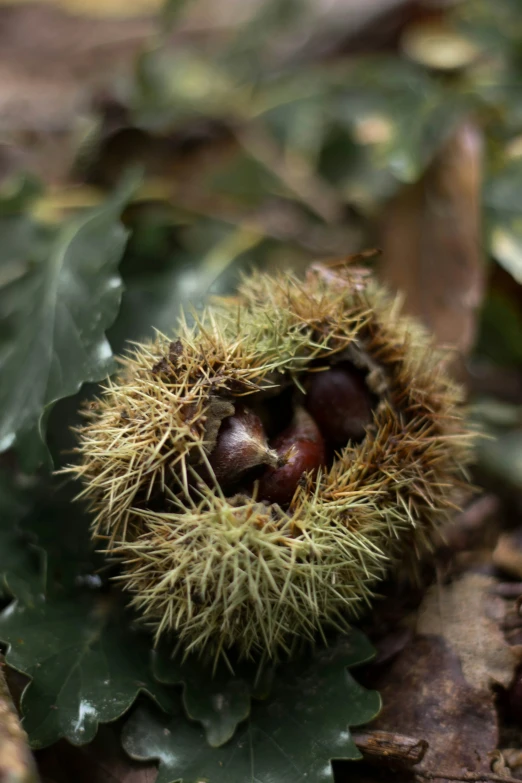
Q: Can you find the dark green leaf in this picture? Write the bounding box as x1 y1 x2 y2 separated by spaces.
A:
0 526 45 606
110 219 262 347
0 593 178 749
471 399 522 430
334 59 468 185
0 175 137 467
0 470 175 751
0 473 45 605
455 0 522 57
475 291 522 367
476 428 522 492
132 49 239 129
153 642 271 748
205 151 284 207
19 478 100 591
124 632 380 783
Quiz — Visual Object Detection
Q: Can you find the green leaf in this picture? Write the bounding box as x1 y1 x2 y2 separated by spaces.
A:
132 49 240 129
0 473 45 605
0 593 178 749
486 159 522 284
205 151 284 207
0 470 176 751
334 59 467 185
0 525 45 606
124 633 380 783
470 398 522 430
0 173 43 215
455 0 522 57
476 428 522 492
153 642 272 748
0 175 137 467
110 218 263 348
20 477 100 591
475 291 522 367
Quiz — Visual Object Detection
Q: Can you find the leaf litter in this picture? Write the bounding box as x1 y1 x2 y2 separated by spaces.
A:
346 509 522 783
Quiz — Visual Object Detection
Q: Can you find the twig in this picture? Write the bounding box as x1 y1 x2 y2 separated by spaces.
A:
353 729 428 769
0 662 39 783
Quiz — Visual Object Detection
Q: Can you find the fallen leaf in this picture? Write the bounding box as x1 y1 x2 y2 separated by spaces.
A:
361 573 522 783
416 573 518 692
371 636 497 780
496 748 522 778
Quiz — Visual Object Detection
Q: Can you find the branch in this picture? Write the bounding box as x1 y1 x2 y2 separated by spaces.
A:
353 730 428 769
0 662 39 783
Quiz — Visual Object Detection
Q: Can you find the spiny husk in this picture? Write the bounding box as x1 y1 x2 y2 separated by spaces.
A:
70 262 472 660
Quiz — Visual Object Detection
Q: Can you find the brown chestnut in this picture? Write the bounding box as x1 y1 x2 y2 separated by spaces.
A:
257 407 326 506
208 404 278 488
305 364 373 448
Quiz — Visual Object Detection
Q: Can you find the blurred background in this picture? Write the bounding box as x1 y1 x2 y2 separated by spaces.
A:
3 0 522 779
2 0 521 386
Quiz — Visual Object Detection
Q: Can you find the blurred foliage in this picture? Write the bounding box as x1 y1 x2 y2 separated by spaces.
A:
66 0 522 365
0 0 164 17
1 0 522 780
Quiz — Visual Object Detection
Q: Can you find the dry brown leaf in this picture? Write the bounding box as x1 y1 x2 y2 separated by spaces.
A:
359 573 522 783
495 749 522 778
416 573 519 692
379 121 485 357
374 635 498 779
